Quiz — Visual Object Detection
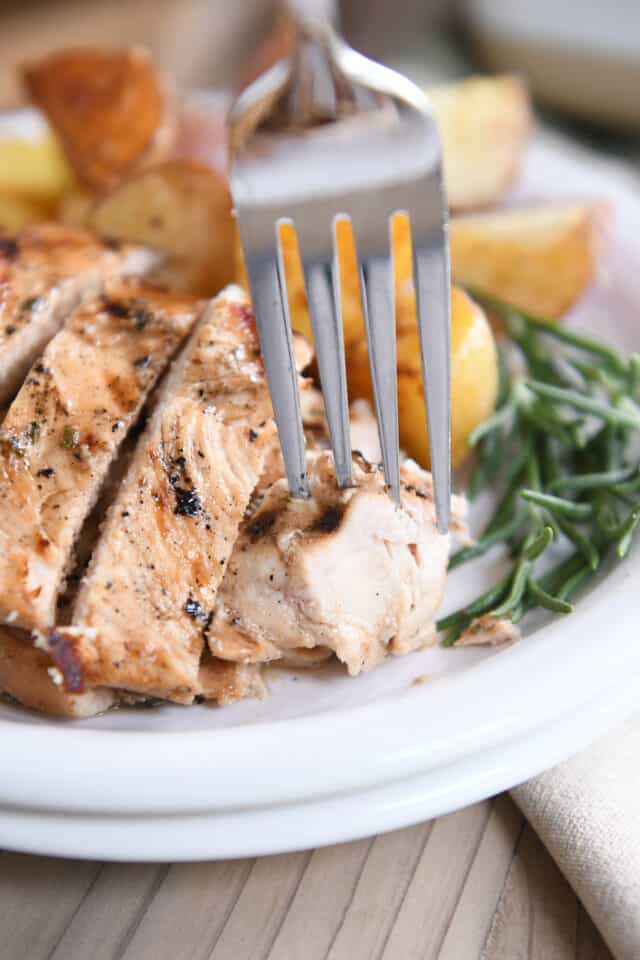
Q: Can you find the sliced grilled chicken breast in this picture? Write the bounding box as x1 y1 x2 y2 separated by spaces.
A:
0 223 156 405
209 451 451 675
0 280 199 631
0 627 114 718
50 287 298 704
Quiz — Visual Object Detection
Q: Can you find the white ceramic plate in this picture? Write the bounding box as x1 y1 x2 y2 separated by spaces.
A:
1 113 640 861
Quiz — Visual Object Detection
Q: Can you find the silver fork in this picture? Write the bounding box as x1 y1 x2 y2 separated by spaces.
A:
229 1 451 532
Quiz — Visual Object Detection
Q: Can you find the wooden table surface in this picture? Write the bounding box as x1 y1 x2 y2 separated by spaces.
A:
1 795 612 960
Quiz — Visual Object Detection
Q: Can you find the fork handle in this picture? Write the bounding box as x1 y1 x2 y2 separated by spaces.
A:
283 0 339 30
283 0 356 127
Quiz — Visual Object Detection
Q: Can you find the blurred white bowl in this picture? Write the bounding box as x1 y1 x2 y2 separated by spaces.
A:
460 0 640 131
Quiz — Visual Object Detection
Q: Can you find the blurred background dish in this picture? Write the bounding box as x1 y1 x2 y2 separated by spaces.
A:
460 0 640 132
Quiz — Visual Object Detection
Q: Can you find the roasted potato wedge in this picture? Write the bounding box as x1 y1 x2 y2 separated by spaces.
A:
89 160 235 296
0 193 54 232
429 75 532 211
449 201 607 319
23 47 171 191
398 288 498 468
348 287 499 469
0 133 73 200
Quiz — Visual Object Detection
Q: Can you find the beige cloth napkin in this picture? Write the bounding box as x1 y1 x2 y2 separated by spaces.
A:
512 713 640 960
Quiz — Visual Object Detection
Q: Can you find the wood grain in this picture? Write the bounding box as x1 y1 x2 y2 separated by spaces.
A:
438 795 524 959
210 852 311 959
48 864 164 960
382 801 492 959
0 797 614 960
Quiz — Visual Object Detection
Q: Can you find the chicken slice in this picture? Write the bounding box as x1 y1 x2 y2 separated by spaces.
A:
209 450 450 675
349 398 382 463
196 653 265 706
0 223 156 405
49 286 304 704
454 614 519 647
258 389 381 495
0 627 114 718
0 280 199 631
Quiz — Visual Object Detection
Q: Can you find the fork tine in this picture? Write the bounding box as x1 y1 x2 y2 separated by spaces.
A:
358 230 400 503
243 241 309 498
301 221 352 487
412 225 451 533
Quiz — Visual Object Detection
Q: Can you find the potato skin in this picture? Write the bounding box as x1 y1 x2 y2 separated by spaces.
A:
0 193 54 232
449 202 607 319
23 47 170 191
89 160 235 296
429 75 531 211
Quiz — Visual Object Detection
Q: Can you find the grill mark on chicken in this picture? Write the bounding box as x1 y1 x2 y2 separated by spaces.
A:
0 223 157 406
310 504 345 535
0 279 199 632
246 510 278 543
50 287 288 703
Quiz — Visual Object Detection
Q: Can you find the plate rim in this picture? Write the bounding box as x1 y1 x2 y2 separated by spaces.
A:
1 546 638 814
2 668 639 861
1 109 640 832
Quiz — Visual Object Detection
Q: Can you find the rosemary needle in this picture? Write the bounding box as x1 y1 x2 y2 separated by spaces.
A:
526 576 573 614
467 402 513 447
526 380 640 431
551 513 600 571
468 287 629 374
520 489 593 520
442 294 640 646
615 504 640 558
550 466 636 493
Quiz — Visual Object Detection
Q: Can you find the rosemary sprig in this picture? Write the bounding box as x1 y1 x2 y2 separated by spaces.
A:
439 294 640 646
469 288 630 374
550 466 636 493
520 489 593 520
526 380 640 431
448 512 527 570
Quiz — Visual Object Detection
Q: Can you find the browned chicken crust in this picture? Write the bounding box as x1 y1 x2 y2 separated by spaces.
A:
0 627 114 718
0 223 156 404
0 279 199 632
